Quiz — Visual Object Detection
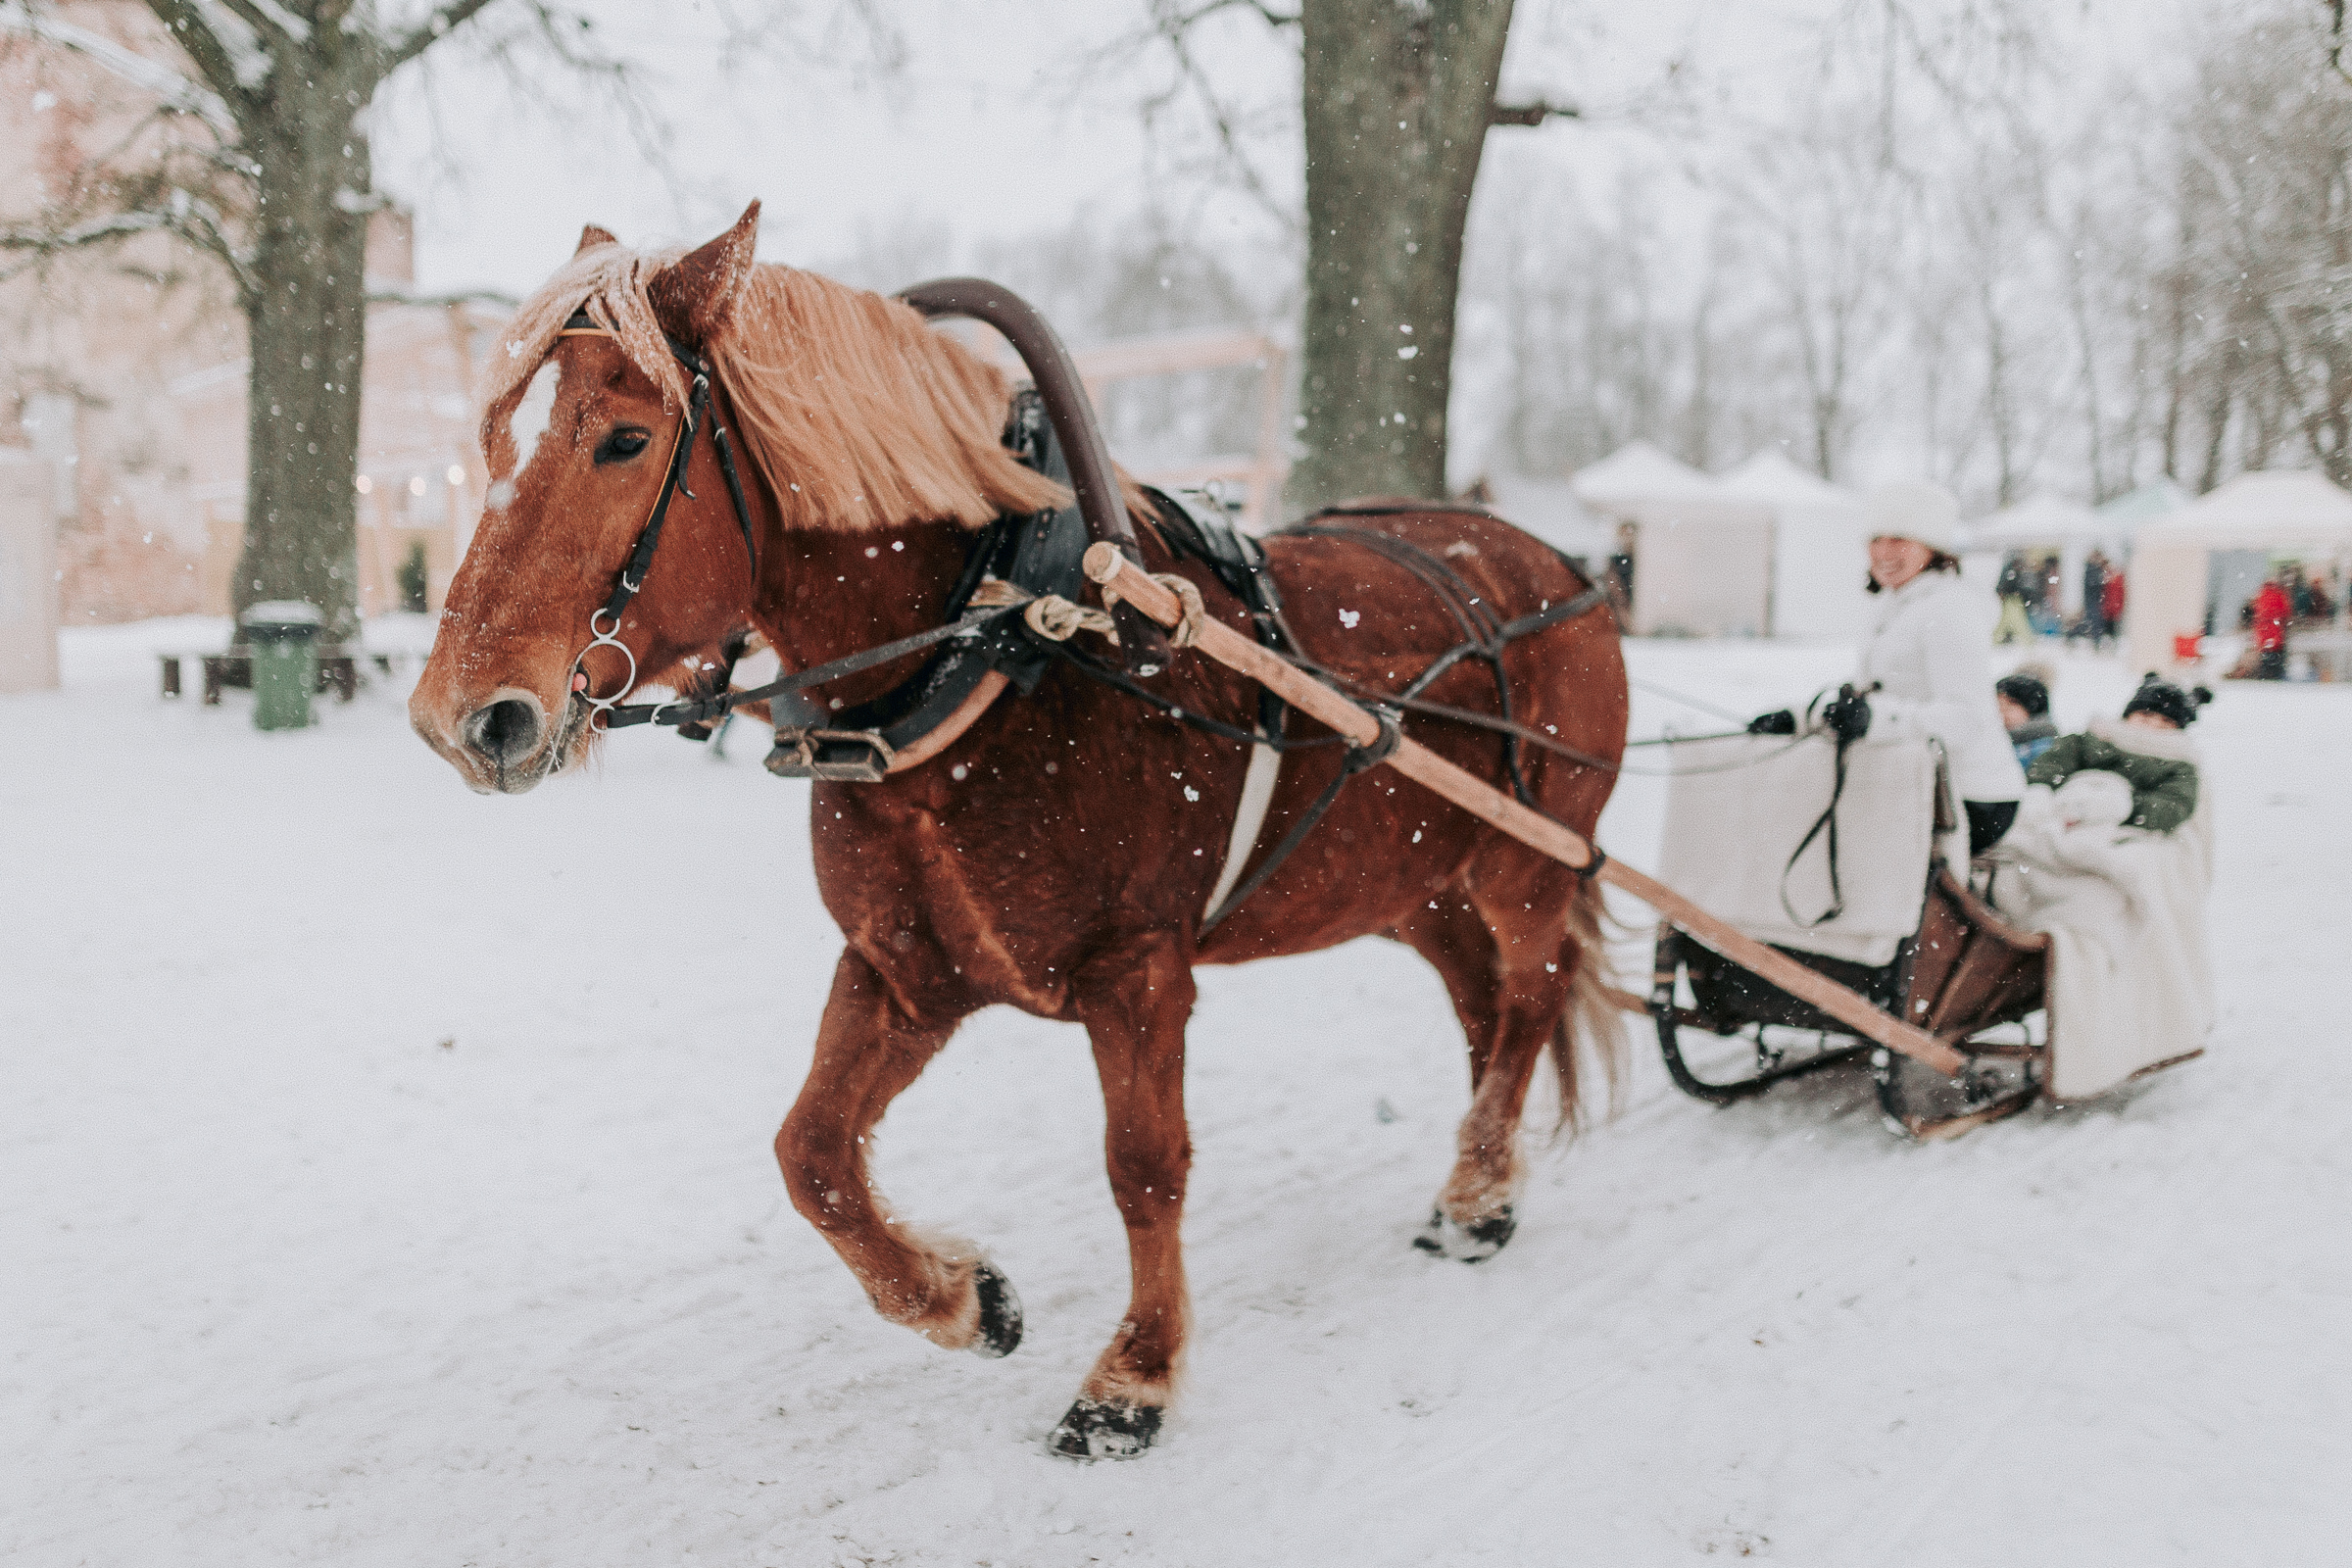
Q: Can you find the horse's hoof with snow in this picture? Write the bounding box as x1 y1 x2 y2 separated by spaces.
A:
1047 1397 1161 1460
1412 1204 1516 1262
968 1259 1023 1357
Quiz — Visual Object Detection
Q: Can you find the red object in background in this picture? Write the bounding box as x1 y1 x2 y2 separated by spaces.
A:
2103 569 2126 626
2174 632 2203 662
2253 580 2291 652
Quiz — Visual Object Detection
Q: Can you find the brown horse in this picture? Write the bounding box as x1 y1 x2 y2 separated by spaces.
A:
411 204 1629 1459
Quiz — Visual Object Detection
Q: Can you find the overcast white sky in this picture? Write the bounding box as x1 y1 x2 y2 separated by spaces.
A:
375 0 2203 306
375 0 1839 298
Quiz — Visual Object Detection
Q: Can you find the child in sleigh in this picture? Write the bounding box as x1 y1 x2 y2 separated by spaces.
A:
1988 674 2215 1101
2021 674 2209 836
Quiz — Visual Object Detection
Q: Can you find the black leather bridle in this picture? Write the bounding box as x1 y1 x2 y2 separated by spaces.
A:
556 311 762 728
548 309 1025 742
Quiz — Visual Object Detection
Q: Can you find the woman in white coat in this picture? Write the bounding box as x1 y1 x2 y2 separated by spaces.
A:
1751 481 2027 853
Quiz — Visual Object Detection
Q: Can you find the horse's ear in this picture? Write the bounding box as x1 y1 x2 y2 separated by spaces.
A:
576 223 619 255
649 200 760 346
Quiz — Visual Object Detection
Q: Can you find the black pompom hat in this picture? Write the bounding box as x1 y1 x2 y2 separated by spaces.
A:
2122 673 2212 729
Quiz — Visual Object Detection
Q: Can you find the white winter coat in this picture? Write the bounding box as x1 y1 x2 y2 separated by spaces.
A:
1857 571 2026 804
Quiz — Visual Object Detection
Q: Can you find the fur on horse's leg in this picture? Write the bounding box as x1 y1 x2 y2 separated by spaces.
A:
1402 876 1581 1262
776 950 1017 1355
1048 932 1196 1461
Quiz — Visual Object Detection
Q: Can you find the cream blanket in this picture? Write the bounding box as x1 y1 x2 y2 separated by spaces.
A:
1659 732 1941 968
1987 717 2215 1100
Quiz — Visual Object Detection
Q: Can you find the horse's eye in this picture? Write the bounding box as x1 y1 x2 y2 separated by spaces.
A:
596 427 653 465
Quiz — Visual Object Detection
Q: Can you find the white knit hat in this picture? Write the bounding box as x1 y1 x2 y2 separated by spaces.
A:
1863 481 1962 555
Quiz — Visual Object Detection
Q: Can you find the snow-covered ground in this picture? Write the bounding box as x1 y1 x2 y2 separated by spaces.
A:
5 623 2343 1566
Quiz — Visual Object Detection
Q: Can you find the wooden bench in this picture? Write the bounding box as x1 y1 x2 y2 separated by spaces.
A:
158 646 395 705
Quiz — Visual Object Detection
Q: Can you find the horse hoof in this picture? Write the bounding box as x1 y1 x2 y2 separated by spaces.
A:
1411 1205 1515 1262
968 1258 1023 1358
1047 1397 1161 1460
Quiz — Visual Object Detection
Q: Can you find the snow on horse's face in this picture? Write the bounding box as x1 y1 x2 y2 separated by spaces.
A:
411 215 761 795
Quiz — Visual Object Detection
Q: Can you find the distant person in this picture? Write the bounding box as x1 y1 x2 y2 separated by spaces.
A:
2294 567 2334 622
2034 554 2064 636
2101 561 2126 635
1606 521 1637 614
1994 554 2034 645
2252 576 2291 679
1748 481 2025 854
1996 669 2058 767
2081 551 2112 647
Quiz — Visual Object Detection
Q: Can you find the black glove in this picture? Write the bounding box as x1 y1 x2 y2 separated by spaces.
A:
1821 683 1872 742
1747 709 1797 736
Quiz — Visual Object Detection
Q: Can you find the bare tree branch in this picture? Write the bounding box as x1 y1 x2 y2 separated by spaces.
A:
1117 0 1301 235
138 0 265 103
1490 99 1581 126
386 0 501 74
0 209 174 254
1 2 238 132
1152 0 1298 26
368 284 518 308
213 0 305 46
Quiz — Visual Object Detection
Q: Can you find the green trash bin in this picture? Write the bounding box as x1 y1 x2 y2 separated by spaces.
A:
242 600 323 731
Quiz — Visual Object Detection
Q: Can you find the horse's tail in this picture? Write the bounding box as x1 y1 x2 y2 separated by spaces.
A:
1547 875 1630 1133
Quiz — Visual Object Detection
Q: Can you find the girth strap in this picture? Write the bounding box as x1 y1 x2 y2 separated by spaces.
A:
1200 708 1403 934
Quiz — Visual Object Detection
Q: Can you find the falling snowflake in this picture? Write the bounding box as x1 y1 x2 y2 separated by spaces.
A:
1339 609 1361 629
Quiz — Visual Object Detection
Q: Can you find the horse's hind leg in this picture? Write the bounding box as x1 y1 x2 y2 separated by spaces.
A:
776 951 1019 1357
1399 873 1580 1261
1048 931 1196 1461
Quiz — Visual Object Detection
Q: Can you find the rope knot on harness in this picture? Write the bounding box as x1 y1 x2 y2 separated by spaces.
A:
1115 572 1209 649
971 572 1209 651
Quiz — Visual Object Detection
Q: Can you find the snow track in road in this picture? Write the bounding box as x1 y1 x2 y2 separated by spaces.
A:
4 627 2342 1565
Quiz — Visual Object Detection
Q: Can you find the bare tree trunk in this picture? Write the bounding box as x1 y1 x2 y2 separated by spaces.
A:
2196 340 2236 493
234 73 372 639
1290 0 1514 513
1983 282 2020 506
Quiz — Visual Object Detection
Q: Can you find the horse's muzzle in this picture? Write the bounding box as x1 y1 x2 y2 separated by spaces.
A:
423 686 564 794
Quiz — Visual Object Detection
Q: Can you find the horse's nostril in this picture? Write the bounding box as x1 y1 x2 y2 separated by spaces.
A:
466 698 542 764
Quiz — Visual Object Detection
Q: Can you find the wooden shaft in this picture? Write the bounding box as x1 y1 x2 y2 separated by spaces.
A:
1084 543 1968 1077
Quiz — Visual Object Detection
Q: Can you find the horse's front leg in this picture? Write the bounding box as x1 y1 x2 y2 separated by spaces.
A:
1049 931 1196 1460
775 950 1021 1356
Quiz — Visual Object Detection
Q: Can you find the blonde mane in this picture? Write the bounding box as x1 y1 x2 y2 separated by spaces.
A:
479 243 1068 531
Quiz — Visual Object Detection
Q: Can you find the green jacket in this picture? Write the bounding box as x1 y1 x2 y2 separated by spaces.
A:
2026 733 2199 833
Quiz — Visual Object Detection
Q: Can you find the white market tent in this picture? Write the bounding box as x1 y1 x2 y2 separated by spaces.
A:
1715 450 1873 642
1962 494 2114 616
2097 477 2191 527
1477 472 1615 562
2125 470 2352 675
1571 442 1773 637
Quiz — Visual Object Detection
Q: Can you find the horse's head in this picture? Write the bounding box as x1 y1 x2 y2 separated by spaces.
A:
411 207 768 793
413 202 1070 794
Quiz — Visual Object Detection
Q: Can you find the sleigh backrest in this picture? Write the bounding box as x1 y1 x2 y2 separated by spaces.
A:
1657 731 1942 967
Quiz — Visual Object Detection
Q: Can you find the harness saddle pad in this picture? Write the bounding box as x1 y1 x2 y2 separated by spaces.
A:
1657 732 1939 968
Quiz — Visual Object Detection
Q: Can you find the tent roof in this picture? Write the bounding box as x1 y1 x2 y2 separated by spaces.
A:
2135 469 2352 551
2096 477 2190 522
1570 440 1718 505
1964 494 2106 549
1477 473 1613 557
1714 450 1860 510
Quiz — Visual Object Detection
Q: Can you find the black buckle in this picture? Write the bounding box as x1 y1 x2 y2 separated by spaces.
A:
763 727 894 782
